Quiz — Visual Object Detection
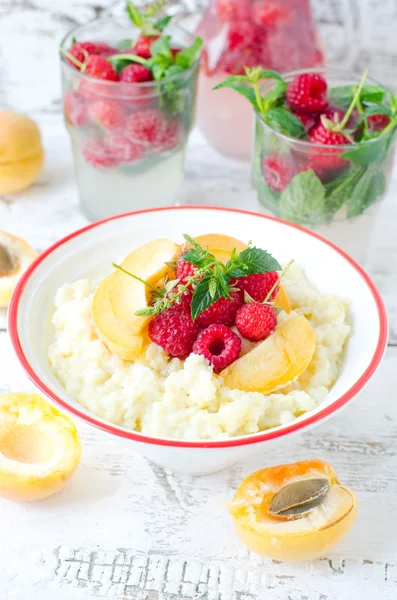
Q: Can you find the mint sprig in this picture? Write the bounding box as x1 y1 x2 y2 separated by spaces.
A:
128 234 281 320
214 66 305 139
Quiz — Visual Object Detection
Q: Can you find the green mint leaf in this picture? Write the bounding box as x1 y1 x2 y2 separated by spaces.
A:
263 79 287 112
265 107 306 139
213 79 258 110
151 60 167 80
208 277 217 298
175 36 203 69
324 164 365 215
232 247 281 275
191 274 226 320
182 234 203 250
126 1 144 28
71 36 77 45
279 169 326 225
214 265 230 297
163 64 185 77
153 15 172 31
117 38 133 50
329 84 386 109
346 165 385 218
226 265 248 278
341 136 388 165
142 22 162 36
151 35 172 60
244 67 284 84
144 0 168 18
182 249 216 269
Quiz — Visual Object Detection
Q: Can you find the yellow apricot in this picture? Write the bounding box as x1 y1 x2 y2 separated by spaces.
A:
0 393 82 502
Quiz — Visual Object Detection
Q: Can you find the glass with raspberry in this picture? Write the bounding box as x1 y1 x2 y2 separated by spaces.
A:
60 5 201 221
252 68 397 264
195 0 323 161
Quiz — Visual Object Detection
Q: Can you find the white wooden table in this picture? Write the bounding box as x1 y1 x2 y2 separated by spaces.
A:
0 114 397 600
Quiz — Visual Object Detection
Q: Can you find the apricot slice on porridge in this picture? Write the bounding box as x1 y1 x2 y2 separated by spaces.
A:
0 393 82 502
220 312 315 393
228 459 357 562
273 284 291 313
109 238 180 333
0 231 38 308
93 272 147 361
194 233 247 254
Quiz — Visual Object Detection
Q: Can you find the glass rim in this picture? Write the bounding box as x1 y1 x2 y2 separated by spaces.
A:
255 66 396 150
59 15 200 88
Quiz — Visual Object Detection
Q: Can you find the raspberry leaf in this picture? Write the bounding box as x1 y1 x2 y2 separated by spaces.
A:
279 170 326 225
265 107 306 139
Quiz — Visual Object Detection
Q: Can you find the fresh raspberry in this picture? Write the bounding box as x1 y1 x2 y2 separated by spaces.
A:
308 122 350 171
253 1 292 27
84 55 118 81
176 248 197 283
126 109 166 146
105 134 145 162
87 99 125 130
233 272 280 303
227 20 258 51
64 91 87 126
193 324 241 372
156 120 183 154
368 113 390 132
82 140 117 168
195 292 242 329
262 156 296 192
294 111 318 133
309 122 350 146
132 36 159 59
235 303 277 342
66 42 117 68
323 106 357 129
119 63 153 83
148 304 199 359
215 0 250 21
286 73 328 114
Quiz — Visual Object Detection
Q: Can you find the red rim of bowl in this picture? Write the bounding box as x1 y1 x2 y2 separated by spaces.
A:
8 206 388 449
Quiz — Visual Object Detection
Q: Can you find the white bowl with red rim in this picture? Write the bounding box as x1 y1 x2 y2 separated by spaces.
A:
8 207 388 475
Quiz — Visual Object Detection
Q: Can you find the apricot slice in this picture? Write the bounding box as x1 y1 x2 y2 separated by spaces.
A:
194 234 247 254
228 460 357 562
0 231 38 308
93 273 147 361
220 312 315 393
109 238 180 333
273 284 291 313
0 393 82 502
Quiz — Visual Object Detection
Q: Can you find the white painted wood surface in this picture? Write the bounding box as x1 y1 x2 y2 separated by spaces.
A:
1 114 397 600
1 0 397 595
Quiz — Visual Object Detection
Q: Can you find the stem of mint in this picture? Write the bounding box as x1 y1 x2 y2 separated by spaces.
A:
108 53 148 66
335 69 368 132
112 263 163 295
59 46 84 70
263 260 294 303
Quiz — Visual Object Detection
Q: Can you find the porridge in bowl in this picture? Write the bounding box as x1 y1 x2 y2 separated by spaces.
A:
48 234 350 440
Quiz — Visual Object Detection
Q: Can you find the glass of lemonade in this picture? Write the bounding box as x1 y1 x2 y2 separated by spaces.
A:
60 16 199 221
253 68 397 265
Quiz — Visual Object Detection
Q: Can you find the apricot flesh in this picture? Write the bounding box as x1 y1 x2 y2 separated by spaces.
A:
93 273 147 361
0 231 38 308
0 110 44 194
0 393 81 502
221 312 316 393
109 238 180 333
229 460 357 562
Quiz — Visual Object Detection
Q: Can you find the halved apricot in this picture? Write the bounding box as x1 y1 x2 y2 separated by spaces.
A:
109 238 180 333
0 393 82 501
221 312 315 393
228 460 357 561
